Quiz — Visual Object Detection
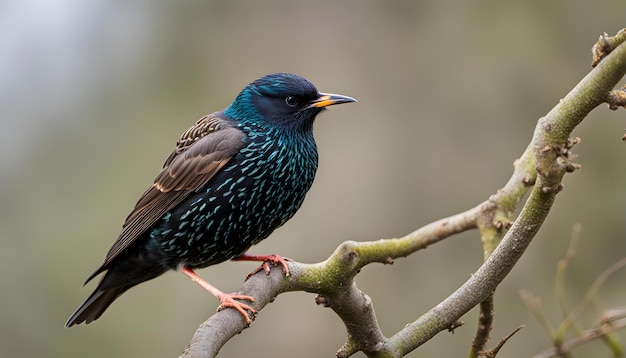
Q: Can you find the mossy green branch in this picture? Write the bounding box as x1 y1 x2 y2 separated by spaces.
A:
388 31 626 356
470 29 626 356
471 118 536 356
181 30 626 358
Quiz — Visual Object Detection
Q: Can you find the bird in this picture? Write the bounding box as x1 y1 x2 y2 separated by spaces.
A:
65 73 356 327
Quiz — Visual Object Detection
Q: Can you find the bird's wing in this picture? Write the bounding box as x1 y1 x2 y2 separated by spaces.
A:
87 113 246 282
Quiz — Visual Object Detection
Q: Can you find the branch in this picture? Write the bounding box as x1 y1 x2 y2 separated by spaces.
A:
554 257 626 344
181 209 479 358
470 294 495 356
180 30 626 358
534 309 626 358
383 29 626 356
478 325 525 358
522 225 626 357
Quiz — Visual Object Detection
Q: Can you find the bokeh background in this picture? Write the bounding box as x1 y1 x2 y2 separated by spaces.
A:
2 1 625 357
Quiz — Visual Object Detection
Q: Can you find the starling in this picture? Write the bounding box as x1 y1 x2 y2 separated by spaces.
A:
65 73 356 327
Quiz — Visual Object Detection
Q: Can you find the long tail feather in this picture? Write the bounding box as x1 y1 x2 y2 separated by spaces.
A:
65 286 128 327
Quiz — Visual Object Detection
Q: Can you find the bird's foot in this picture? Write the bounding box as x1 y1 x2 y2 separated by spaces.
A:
179 266 256 324
215 292 256 324
232 253 292 279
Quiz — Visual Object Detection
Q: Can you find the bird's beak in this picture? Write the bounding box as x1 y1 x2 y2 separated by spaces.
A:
308 92 357 108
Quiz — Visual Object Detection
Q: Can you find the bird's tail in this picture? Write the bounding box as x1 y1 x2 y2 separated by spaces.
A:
66 243 169 328
66 256 168 327
65 284 129 327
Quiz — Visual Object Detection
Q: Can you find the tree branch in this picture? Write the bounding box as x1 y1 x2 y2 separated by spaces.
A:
534 309 626 358
180 208 478 358
470 294 495 356
180 30 626 358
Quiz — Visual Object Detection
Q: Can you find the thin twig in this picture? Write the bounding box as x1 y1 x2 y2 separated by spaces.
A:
556 223 581 321
477 325 525 358
470 294 495 356
519 289 556 340
535 316 626 358
554 257 626 340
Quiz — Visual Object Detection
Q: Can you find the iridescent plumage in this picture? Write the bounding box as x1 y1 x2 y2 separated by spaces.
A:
66 73 355 326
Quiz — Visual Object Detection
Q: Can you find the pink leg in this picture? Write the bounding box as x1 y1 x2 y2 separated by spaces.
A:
179 266 256 324
232 253 292 278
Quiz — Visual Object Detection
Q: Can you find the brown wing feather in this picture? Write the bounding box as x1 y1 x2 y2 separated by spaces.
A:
87 113 246 282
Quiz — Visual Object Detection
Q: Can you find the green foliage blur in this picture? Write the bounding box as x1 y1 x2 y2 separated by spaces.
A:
1 1 625 357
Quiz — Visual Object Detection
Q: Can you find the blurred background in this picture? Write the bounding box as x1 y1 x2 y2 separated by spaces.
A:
2 1 625 357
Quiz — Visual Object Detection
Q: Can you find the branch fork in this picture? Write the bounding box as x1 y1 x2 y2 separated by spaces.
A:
181 29 626 358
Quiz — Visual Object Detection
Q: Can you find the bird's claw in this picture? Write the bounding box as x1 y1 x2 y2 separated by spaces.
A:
232 253 292 280
216 292 256 324
246 254 292 280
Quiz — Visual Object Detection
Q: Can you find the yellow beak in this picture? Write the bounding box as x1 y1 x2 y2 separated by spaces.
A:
308 93 357 108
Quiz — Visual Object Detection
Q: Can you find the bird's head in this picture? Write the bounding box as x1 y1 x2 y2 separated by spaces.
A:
225 73 356 133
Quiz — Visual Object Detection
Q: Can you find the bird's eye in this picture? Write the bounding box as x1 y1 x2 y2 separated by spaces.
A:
285 95 299 107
